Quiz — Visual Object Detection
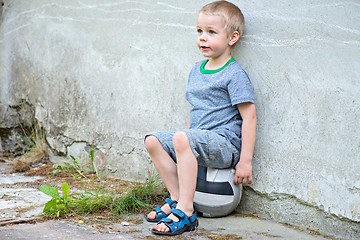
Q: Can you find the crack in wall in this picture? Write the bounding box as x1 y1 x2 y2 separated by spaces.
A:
240 187 360 238
248 187 360 223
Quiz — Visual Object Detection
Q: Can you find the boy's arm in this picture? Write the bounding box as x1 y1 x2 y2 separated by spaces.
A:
234 102 257 186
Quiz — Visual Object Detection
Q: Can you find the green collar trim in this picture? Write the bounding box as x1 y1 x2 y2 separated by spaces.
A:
200 57 235 74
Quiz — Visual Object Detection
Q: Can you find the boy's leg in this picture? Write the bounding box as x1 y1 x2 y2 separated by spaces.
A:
173 131 197 215
145 135 179 220
153 131 197 233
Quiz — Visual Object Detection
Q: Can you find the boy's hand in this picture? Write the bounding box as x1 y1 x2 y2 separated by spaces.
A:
234 160 252 186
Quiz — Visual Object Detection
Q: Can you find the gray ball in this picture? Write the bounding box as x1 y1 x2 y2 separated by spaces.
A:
194 166 242 217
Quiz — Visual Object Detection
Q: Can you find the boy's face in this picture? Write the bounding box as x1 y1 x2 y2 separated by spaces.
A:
196 12 234 60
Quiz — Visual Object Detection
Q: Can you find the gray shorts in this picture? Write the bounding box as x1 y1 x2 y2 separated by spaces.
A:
145 129 240 169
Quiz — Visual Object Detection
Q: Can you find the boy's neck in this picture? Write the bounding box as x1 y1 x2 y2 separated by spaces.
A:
205 54 233 70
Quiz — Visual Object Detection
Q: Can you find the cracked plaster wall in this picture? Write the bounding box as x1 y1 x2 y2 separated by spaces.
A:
0 0 359 238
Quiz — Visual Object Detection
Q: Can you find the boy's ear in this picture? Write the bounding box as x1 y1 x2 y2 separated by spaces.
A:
229 31 240 46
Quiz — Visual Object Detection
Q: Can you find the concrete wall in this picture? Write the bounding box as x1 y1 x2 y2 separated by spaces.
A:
0 0 359 238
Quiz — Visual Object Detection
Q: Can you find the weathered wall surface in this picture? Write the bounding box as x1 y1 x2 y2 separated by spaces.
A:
0 0 359 238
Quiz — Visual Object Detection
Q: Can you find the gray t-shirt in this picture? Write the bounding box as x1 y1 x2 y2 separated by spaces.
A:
185 57 255 149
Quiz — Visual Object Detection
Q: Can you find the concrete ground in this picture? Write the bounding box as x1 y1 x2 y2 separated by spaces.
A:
0 162 339 240
0 214 337 240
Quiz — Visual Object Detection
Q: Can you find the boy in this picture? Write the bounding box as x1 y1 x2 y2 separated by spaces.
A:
145 0 256 236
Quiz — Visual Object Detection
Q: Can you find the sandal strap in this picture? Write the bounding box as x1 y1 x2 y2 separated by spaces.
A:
165 198 177 209
154 206 162 214
147 198 177 222
189 212 197 223
160 219 176 232
159 218 173 224
171 209 198 224
171 208 186 220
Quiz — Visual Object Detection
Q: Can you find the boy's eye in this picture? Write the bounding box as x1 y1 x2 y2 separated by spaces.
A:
209 30 216 34
197 29 203 34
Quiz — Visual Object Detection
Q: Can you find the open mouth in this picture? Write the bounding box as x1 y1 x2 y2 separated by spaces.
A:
201 46 210 51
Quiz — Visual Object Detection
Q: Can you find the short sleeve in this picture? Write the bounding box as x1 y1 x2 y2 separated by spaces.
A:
227 69 255 106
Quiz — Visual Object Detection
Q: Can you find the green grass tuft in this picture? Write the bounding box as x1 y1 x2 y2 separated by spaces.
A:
65 173 167 219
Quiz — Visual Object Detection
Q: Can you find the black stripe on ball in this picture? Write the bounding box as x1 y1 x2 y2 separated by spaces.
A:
196 178 234 196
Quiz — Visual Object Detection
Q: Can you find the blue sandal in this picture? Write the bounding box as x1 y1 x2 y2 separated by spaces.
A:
152 208 198 236
146 198 177 222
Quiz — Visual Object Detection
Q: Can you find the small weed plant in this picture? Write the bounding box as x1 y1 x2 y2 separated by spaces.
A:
12 111 49 173
39 183 71 217
52 150 101 180
40 153 167 220
22 119 48 162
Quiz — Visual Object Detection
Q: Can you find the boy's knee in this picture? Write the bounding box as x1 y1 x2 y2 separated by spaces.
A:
173 131 190 153
145 135 161 153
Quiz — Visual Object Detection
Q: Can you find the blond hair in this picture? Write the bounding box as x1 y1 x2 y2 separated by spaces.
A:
199 1 245 37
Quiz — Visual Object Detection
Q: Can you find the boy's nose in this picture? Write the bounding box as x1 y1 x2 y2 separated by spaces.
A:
199 33 207 41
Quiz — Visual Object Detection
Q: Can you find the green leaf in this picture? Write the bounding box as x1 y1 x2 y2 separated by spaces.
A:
39 185 59 198
70 155 80 168
43 199 57 212
89 150 95 172
61 183 70 199
57 204 67 210
90 150 94 162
